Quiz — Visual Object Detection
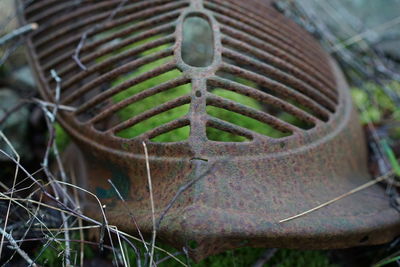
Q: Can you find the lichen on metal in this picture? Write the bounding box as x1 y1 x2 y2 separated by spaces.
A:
20 0 400 261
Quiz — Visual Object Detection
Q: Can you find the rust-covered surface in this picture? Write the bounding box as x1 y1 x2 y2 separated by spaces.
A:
20 0 400 261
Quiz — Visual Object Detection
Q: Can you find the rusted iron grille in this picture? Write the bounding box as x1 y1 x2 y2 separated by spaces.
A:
21 0 400 260
22 0 338 147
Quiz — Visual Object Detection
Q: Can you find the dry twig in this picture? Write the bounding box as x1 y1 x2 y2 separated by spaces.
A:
0 131 20 260
0 23 38 46
0 226 37 267
143 142 156 267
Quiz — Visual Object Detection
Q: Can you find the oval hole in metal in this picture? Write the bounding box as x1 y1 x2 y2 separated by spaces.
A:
181 16 214 67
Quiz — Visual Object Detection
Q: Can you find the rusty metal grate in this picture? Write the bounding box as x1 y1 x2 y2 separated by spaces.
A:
20 0 400 261
22 0 338 144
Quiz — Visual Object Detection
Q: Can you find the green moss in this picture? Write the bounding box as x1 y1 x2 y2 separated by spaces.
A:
109 40 193 141
54 123 70 152
111 60 297 141
71 28 318 142
106 31 309 142
112 63 192 141
351 81 400 183
351 81 400 124
206 88 290 141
